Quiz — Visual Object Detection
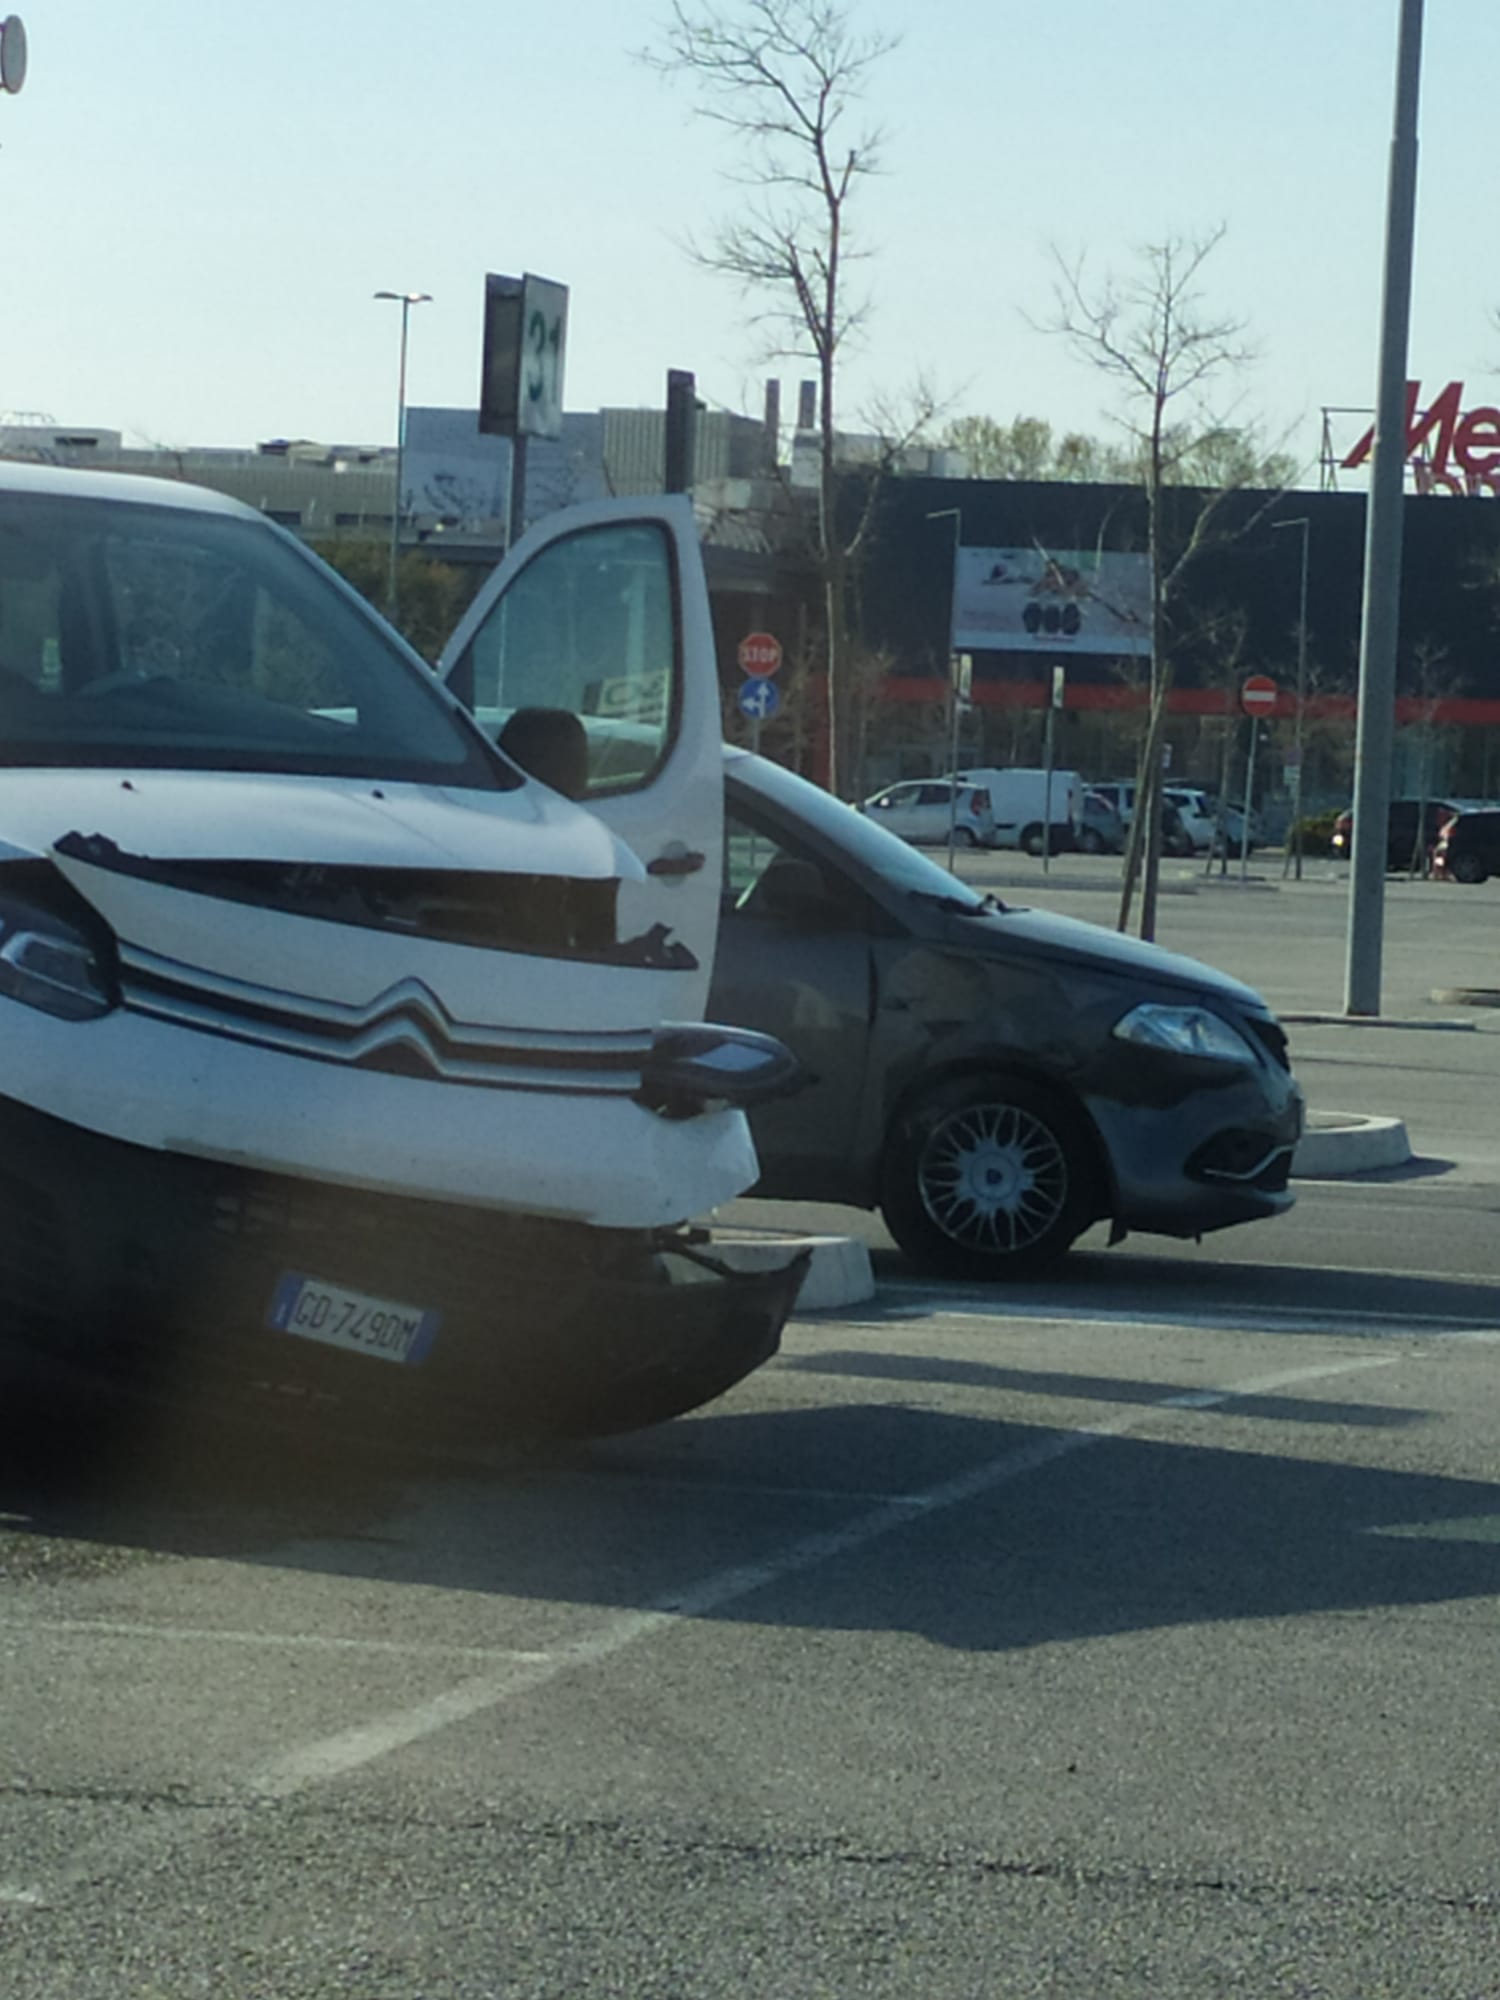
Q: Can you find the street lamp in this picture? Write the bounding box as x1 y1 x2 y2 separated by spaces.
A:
1272 516 1311 880
373 289 431 623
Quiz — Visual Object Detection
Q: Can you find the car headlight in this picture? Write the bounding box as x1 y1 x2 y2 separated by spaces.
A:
0 893 116 1021
1113 1002 1253 1066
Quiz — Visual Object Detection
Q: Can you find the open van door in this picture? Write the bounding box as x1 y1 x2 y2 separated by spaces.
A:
440 495 723 1014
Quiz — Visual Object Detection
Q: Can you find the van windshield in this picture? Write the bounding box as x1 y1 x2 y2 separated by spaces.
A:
0 491 505 787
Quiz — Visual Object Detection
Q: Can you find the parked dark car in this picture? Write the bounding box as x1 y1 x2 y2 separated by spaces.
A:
711 750 1303 1279
1330 798 1459 872
1433 808 1500 884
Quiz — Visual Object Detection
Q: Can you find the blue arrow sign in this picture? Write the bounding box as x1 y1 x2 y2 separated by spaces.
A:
737 675 780 721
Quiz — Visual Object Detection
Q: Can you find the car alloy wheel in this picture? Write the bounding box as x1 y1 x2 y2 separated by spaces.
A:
880 1076 1095 1278
1450 851 1488 884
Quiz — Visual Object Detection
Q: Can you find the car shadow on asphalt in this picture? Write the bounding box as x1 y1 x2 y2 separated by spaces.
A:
6 1356 1500 1661
868 1245 1500 1327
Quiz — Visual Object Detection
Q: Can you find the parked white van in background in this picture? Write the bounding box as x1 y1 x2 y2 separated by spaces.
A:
952 768 1083 854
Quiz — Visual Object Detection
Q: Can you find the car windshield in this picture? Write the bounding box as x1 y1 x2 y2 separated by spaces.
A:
729 754 994 913
0 490 503 785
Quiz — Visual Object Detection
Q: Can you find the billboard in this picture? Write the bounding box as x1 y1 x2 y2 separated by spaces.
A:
950 547 1152 657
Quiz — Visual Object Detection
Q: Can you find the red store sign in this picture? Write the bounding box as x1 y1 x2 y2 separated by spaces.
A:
1342 381 1500 496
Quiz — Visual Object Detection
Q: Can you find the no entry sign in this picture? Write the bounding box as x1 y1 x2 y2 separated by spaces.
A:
1240 674 1278 717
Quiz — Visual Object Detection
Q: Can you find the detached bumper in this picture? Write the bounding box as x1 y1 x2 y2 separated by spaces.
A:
0 1095 807 1440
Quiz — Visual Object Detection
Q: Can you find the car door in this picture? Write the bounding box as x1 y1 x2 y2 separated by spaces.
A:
912 782 958 843
440 495 723 1012
711 794 875 1198
864 783 920 841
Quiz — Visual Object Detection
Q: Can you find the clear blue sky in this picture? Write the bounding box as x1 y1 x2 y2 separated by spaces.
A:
4 1 1495 477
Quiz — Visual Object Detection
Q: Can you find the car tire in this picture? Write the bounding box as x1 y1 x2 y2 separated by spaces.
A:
1078 827 1105 856
1020 824 1045 856
879 1074 1099 1279
1450 851 1488 885
952 825 978 849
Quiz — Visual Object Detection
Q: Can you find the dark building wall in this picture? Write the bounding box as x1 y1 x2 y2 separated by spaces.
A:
851 475 1500 702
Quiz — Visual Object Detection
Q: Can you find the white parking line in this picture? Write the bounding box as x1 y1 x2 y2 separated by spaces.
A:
244 1349 1400 1804
0 1618 554 1662
865 1289 1500 1341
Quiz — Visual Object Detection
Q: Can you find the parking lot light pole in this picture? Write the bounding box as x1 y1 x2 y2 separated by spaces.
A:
1273 517 1311 880
373 289 432 625
1346 0 1423 1016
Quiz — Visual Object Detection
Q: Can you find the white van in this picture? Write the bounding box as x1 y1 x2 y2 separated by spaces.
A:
0 470 806 1443
951 768 1083 854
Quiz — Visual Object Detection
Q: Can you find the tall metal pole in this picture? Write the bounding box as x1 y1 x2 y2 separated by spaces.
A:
1274 517 1311 881
1345 0 1423 1015
926 508 964 869
374 289 432 626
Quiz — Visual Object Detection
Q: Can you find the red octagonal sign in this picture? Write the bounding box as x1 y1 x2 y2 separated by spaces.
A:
737 631 783 677
1240 673 1278 717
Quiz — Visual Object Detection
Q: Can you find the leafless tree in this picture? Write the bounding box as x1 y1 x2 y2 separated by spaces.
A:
1045 227 1288 938
642 0 899 797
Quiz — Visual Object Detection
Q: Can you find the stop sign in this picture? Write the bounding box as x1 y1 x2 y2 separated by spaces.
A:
737 631 782 677
1240 674 1278 717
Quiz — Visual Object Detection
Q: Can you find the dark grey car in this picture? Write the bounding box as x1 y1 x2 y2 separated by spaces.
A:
711 750 1303 1278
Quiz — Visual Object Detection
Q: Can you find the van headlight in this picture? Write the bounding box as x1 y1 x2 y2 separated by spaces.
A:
1113 1003 1252 1066
0 894 116 1021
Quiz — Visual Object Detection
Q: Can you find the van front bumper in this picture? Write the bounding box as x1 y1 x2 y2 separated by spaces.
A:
0 1094 807 1440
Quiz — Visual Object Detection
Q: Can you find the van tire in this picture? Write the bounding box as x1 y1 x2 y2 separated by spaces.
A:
1021 823 1045 856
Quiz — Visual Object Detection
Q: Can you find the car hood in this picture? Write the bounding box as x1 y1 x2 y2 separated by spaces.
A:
6 769 704 1036
965 902 1272 1014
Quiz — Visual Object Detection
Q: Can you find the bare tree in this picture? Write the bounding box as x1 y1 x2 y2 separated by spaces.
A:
643 0 898 796
1045 227 1286 938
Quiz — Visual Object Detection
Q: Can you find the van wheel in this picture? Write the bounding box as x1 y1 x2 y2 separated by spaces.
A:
1451 851 1487 885
879 1076 1096 1279
1020 824 1045 856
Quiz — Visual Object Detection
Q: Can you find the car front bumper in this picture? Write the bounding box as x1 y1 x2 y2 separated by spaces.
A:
0 1094 808 1440
2 998 762 1232
1085 1060 1304 1239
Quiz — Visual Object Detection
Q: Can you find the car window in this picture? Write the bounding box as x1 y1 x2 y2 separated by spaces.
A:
731 760 991 913
451 520 678 799
0 492 499 785
724 797 858 925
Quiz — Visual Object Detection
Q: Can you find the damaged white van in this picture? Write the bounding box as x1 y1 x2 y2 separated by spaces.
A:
0 464 805 1437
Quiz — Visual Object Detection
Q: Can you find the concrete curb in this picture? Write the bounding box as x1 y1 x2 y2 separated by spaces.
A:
1282 1012 1475 1031
1292 1111 1412 1178
1430 987 1500 1009
709 1231 875 1312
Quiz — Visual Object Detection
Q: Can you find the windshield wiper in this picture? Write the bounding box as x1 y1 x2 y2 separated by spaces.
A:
907 888 1007 918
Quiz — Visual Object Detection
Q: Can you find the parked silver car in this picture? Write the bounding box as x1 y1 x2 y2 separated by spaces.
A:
859 779 996 848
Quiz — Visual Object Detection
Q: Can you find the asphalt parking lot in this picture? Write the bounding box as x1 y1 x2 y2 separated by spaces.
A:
5 854 1500 1998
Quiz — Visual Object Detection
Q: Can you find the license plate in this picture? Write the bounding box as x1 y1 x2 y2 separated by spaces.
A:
266 1272 440 1368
